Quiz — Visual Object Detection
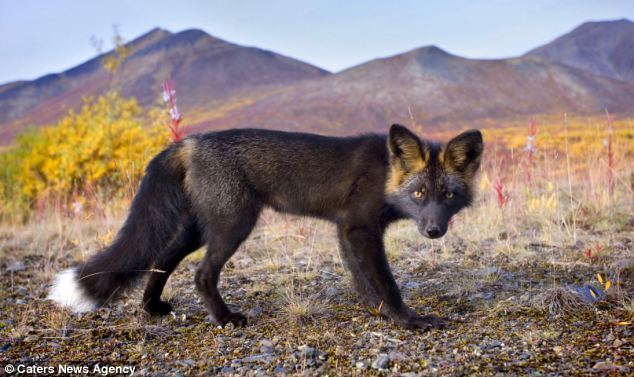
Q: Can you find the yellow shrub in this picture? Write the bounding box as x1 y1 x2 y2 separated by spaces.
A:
1 91 170 217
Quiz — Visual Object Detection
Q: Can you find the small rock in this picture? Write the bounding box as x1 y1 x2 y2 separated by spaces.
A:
402 281 420 289
519 293 530 302
7 261 26 272
298 345 317 358
23 335 39 342
575 284 605 303
273 365 286 375
179 359 195 366
260 339 273 346
474 292 494 300
472 346 482 356
220 366 234 374
388 350 406 361
241 354 274 364
483 340 503 349
260 339 275 354
324 287 338 297
355 361 366 369
248 306 263 317
473 267 499 276
613 339 623 348
553 346 563 355
593 361 619 371
371 354 390 370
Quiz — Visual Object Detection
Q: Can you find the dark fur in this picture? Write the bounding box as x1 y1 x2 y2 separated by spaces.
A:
74 125 483 330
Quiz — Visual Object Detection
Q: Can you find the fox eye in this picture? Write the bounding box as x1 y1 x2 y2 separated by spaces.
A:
445 191 454 199
412 189 425 199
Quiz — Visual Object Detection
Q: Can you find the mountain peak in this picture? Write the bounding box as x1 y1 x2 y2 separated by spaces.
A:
173 28 212 41
130 27 172 45
579 18 633 28
572 18 634 35
526 19 634 82
416 45 448 54
411 45 460 61
144 27 171 36
410 45 459 67
0 26 329 143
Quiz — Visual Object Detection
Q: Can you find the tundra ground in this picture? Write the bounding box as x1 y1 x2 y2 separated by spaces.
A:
1 203 632 376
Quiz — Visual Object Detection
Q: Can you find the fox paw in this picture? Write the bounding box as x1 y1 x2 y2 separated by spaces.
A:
219 312 248 327
143 300 173 316
403 314 445 331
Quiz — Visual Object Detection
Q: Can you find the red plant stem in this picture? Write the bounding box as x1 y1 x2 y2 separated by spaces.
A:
494 178 509 209
163 80 185 142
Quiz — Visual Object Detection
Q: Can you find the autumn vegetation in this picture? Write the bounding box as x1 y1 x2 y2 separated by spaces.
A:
0 31 632 374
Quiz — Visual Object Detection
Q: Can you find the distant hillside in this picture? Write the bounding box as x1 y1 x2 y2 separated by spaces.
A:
526 19 634 82
0 28 329 144
191 45 634 135
1 19 634 145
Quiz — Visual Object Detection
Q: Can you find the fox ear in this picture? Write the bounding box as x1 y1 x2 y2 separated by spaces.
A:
442 129 483 179
388 124 427 172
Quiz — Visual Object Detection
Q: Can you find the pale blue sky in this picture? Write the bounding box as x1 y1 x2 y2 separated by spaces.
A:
1 1 633 84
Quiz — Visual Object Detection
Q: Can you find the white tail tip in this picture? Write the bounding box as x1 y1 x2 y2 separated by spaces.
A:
47 268 98 313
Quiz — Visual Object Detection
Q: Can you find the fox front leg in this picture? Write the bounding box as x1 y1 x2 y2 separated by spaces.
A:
336 223 445 330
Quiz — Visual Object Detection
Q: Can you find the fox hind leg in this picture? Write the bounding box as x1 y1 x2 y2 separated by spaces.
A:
143 219 204 315
195 204 261 327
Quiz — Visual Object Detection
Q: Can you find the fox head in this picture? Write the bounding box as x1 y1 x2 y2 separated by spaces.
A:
386 124 483 239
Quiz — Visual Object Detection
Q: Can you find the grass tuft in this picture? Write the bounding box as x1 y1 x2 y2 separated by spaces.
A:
278 280 326 323
535 287 589 316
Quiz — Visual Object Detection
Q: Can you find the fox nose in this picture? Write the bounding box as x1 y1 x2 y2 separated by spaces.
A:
426 226 441 238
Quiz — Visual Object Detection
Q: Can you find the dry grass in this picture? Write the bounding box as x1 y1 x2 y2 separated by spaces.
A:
278 280 327 323
534 287 590 316
621 297 634 316
1 119 633 374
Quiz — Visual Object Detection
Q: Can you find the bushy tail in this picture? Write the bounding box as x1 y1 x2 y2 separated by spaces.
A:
48 142 189 313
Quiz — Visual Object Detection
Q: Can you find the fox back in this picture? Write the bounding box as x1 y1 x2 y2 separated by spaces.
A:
184 129 390 220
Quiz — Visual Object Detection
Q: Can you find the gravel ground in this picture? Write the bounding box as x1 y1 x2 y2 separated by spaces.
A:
1 218 633 376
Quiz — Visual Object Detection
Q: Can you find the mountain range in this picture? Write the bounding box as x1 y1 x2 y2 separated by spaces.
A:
1 18 633 144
